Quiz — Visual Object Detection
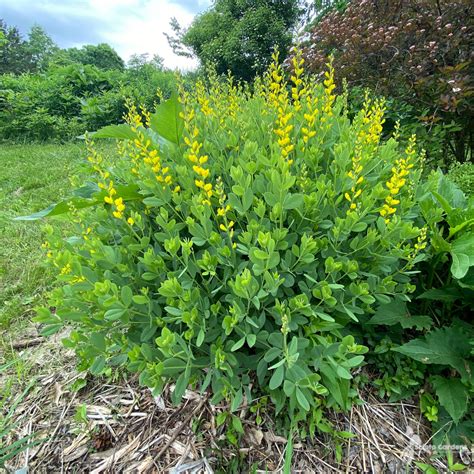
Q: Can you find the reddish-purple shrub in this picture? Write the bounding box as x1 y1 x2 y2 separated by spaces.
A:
301 0 473 163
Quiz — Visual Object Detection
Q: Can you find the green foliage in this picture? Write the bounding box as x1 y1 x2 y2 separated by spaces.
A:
0 20 58 74
0 19 32 74
180 0 302 80
367 172 473 434
25 24 59 72
448 162 474 197
31 57 442 426
0 61 176 141
53 43 125 71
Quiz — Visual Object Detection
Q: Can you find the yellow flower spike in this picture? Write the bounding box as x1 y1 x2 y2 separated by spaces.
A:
291 46 306 112
381 135 417 222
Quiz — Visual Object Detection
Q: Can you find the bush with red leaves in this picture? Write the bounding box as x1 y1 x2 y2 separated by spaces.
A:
301 0 473 164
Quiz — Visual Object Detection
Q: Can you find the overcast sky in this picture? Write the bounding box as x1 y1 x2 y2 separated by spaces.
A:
0 0 212 69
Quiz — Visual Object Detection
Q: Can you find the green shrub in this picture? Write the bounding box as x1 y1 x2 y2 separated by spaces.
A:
33 53 434 424
0 63 176 142
448 162 474 196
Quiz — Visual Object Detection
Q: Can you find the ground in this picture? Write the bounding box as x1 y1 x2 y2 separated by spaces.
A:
0 143 452 473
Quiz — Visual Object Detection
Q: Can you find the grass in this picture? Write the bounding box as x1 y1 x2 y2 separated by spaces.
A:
0 142 94 467
0 142 102 330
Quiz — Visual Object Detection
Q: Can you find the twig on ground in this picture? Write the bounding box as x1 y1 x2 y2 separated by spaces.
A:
153 395 208 462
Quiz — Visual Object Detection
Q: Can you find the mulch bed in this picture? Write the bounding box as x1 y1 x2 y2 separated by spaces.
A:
2 331 452 473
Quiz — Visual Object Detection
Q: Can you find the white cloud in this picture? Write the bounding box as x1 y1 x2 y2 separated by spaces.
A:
1 0 212 70
103 0 203 70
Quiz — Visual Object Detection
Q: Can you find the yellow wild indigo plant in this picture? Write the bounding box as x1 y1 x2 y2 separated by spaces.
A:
33 49 431 429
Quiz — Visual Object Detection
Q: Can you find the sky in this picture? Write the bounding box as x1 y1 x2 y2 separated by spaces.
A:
0 0 212 70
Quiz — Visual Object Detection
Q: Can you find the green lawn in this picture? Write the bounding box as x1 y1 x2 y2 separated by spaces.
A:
0 142 88 330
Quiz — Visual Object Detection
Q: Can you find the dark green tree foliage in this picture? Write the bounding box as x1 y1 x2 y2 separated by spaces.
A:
57 43 125 71
182 0 302 80
0 19 33 74
25 25 58 72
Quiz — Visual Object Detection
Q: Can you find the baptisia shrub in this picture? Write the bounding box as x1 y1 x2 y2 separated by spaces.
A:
36 52 429 421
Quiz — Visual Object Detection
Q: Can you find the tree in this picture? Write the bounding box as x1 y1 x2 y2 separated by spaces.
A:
170 0 302 81
127 53 164 71
0 19 33 74
25 24 58 72
60 43 125 71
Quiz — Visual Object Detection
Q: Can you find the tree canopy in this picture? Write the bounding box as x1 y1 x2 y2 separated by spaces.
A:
177 0 302 81
58 43 125 71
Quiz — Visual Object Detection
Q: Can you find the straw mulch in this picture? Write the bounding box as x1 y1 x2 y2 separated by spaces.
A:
2 330 452 473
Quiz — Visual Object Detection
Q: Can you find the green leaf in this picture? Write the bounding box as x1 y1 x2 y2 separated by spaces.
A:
295 387 310 411
15 184 141 221
231 337 246 352
432 376 469 424
283 193 304 210
283 380 295 396
92 123 137 140
231 388 243 412
352 222 367 232
14 197 101 221
320 363 350 410
162 357 187 375
283 430 293 474
232 415 244 434
121 286 133 307
149 92 184 145
104 308 127 321
89 332 106 352
392 326 471 377
368 301 432 329
269 365 284 390
436 172 467 210
90 356 106 375
247 333 257 347
196 329 205 347
264 347 281 362
368 301 408 326
336 365 352 380
133 295 149 305
173 372 189 403
242 187 254 212
450 233 474 279
414 462 438 474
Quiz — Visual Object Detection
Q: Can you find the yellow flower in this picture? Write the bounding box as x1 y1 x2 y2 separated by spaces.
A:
381 135 416 223
127 217 135 225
